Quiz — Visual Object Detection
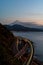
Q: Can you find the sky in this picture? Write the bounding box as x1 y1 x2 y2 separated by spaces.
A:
0 0 43 25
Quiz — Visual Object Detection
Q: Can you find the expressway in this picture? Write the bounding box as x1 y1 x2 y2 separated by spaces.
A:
24 39 34 65
15 37 34 65
15 43 29 58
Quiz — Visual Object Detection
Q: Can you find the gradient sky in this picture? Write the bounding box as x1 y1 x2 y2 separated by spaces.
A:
0 0 43 25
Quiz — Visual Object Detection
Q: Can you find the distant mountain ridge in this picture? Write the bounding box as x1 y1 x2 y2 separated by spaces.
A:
9 20 43 29
4 23 43 31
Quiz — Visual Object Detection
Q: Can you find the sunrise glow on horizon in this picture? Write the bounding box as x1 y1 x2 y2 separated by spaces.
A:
0 0 43 25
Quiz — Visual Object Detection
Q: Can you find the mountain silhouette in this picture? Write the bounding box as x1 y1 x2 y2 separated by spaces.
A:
9 20 43 28
4 24 43 31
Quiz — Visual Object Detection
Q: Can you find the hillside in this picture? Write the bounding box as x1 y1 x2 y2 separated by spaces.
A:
0 23 22 65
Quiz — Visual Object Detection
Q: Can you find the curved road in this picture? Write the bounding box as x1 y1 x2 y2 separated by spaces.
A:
15 37 34 65
25 39 34 65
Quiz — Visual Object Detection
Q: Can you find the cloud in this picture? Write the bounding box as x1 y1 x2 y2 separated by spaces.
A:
0 17 43 26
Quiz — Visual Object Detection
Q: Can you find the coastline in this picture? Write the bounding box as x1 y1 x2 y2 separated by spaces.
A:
0 24 43 65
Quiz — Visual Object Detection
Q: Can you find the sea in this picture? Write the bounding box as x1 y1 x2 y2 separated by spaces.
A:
12 31 43 61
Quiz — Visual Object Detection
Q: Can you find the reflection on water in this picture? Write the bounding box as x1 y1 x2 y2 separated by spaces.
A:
12 31 43 61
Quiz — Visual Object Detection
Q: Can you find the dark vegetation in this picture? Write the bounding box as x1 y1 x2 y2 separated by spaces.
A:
0 23 23 65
